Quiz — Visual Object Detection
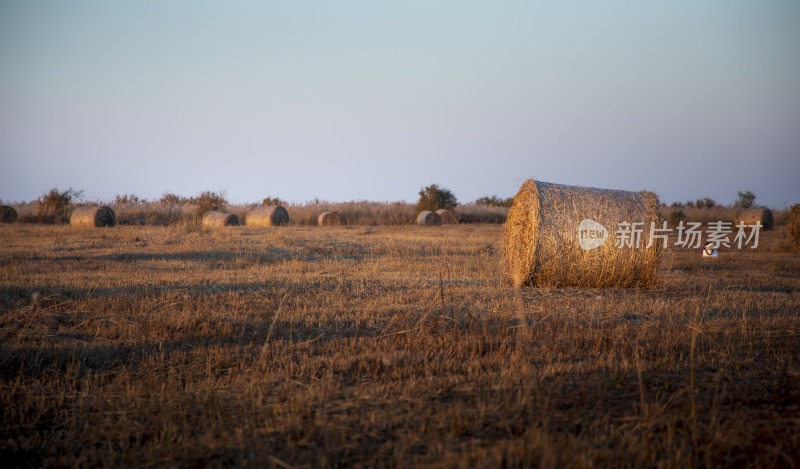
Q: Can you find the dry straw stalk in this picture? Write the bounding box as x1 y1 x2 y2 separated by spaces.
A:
503 179 662 288
435 209 457 224
734 208 773 231
318 211 341 226
246 206 290 227
417 210 442 226
70 206 116 227
202 211 238 228
0 205 17 223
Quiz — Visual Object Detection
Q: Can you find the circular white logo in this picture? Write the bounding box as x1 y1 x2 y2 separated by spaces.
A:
578 219 607 251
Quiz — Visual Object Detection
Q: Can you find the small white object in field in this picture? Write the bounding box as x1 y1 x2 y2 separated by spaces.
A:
702 242 718 258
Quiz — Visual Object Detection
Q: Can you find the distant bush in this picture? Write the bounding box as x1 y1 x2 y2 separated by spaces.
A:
734 190 756 209
668 209 687 227
474 195 513 208
262 196 284 206
115 194 143 205
160 193 189 206
192 191 227 217
415 185 457 214
37 188 83 223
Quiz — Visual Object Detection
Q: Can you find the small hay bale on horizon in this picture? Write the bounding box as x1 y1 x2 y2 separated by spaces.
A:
246 206 290 227
0 205 17 223
202 211 238 228
435 209 456 224
734 208 774 231
502 179 662 288
70 206 116 228
318 211 341 226
417 210 442 226
786 204 800 251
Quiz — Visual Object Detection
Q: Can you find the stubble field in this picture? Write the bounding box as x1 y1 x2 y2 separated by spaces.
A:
1 223 799 467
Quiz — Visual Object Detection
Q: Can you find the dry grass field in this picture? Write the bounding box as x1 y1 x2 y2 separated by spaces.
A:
1 223 799 467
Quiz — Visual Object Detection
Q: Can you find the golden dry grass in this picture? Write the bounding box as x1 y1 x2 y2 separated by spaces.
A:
1 224 798 467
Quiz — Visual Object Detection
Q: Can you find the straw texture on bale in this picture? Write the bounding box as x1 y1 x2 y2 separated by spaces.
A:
734 208 773 231
70 206 116 228
0 205 17 223
246 206 289 227
417 210 442 226
202 211 238 228
503 179 662 288
787 204 800 251
435 209 457 224
318 211 341 226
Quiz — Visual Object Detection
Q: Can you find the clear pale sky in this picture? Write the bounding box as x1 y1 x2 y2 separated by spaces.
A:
1 1 799 207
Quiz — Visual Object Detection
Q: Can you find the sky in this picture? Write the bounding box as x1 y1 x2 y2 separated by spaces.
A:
1 1 799 208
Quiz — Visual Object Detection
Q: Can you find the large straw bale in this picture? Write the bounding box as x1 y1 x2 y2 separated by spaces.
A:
417 210 442 226
70 206 116 228
318 211 341 226
436 209 457 224
734 208 773 231
0 205 17 223
246 206 290 227
502 179 662 288
202 211 238 228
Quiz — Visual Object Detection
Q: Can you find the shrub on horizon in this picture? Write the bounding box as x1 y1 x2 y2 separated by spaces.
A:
415 184 457 214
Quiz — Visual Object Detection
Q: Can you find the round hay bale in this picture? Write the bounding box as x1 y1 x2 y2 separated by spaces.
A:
70 206 116 227
502 179 663 288
417 210 442 226
202 211 238 228
245 206 290 227
435 209 456 224
734 208 773 231
318 211 341 226
0 205 17 223
786 204 800 251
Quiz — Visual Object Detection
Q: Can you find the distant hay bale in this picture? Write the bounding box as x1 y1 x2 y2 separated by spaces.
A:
246 206 290 227
0 205 17 223
734 208 773 231
435 209 456 224
318 211 341 226
70 206 116 228
502 179 663 288
787 204 800 251
417 210 442 226
202 211 238 228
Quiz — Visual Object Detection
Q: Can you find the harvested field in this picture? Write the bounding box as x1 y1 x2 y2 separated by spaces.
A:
0 224 798 467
